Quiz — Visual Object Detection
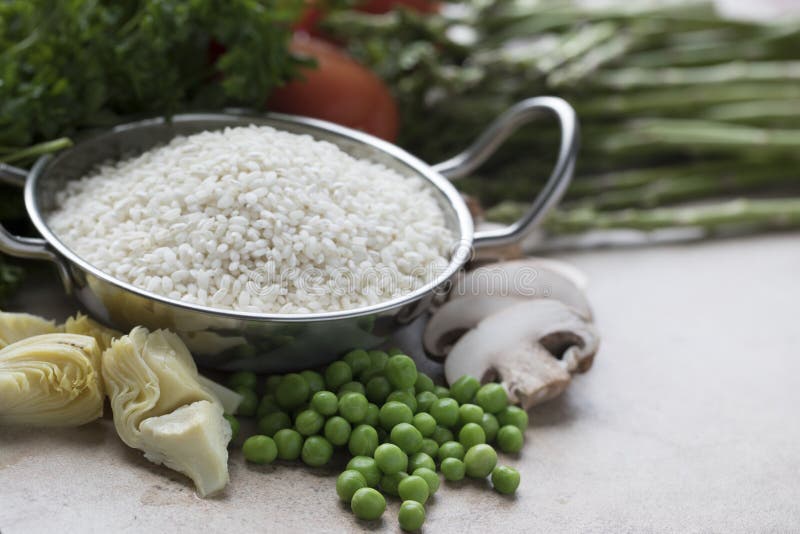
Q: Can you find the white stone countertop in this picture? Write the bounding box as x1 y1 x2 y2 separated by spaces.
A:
2 234 799 533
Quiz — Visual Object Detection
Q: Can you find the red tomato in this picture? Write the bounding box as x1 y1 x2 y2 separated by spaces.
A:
268 35 399 142
357 0 439 14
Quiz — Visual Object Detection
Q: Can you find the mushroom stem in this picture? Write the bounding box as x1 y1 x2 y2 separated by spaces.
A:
494 342 571 409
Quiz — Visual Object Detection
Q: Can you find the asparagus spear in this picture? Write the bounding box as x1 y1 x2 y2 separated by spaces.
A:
487 199 800 235
593 60 800 89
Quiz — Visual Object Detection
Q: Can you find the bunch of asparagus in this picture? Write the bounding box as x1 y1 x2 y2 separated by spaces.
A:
327 0 800 240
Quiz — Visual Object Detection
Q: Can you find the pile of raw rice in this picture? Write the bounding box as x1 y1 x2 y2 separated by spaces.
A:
48 126 454 313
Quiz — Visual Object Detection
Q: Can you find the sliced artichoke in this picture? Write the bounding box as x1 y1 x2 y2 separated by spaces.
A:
102 326 232 497
0 311 60 349
0 333 104 426
63 313 120 352
138 400 232 497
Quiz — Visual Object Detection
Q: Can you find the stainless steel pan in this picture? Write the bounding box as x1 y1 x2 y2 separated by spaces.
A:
0 96 578 371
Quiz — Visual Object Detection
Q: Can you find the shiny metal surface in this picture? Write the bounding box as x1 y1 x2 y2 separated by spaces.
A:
432 97 579 249
0 99 578 371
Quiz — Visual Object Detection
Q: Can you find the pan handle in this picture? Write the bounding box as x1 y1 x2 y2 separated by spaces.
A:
432 96 579 249
0 163 72 291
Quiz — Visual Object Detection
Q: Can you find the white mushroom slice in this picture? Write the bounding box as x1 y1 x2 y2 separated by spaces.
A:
443 299 600 409
450 258 593 320
423 296 524 358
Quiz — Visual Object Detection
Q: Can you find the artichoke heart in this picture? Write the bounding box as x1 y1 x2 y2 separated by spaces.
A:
64 313 120 352
138 400 231 497
0 311 60 349
102 326 232 497
0 333 104 426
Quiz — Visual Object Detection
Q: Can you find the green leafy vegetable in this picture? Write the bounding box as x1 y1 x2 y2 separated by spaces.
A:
0 0 304 149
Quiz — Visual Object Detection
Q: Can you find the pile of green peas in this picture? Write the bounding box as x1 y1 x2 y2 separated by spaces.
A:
228 348 524 531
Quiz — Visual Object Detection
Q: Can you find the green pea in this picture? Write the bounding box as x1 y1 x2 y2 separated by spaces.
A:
295 409 323 436
347 456 381 487
374 443 408 475
338 381 366 397
450 375 480 405
386 390 418 413
291 403 310 421
273 428 303 460
379 471 408 496
385 354 417 389
324 361 352 391
431 426 454 445
419 438 439 458
299 370 325 394
387 347 405 356
235 386 258 417
414 373 435 394
475 383 508 414
398 475 429 504
497 425 524 453
437 441 465 462
497 406 529 431
491 465 521 495
322 416 350 447
434 386 451 398
343 349 371 375
464 444 498 478
275 373 310 410
365 376 392 404
458 403 484 426
223 414 239 442
227 371 257 391
415 391 438 413
412 467 440 494
430 398 459 428
412 412 436 437
257 411 291 437
242 435 277 464
301 436 333 467
367 350 389 371
310 390 338 416
256 394 281 419
351 487 386 521
348 424 379 457
338 392 368 423
440 457 465 481
336 469 367 502
364 403 380 427
480 413 500 443
408 452 435 473
390 423 423 454
398 500 425 531
459 422 487 450
379 401 413 430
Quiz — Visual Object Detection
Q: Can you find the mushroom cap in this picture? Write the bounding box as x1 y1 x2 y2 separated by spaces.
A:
443 299 600 409
450 258 592 320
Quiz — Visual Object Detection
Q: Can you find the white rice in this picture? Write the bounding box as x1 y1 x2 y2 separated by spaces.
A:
48 126 454 313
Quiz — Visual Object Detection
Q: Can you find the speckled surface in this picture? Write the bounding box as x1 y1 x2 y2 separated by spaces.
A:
2 234 800 533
